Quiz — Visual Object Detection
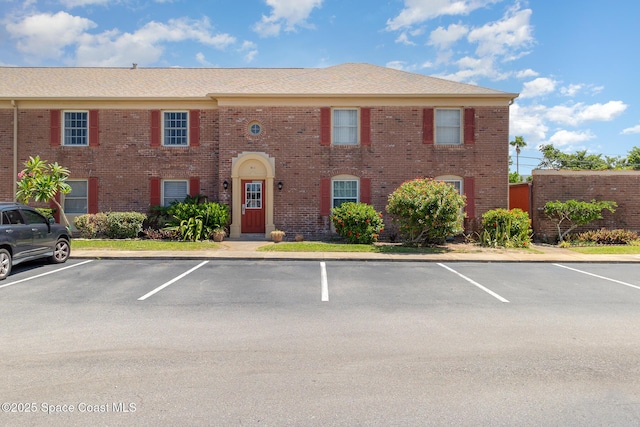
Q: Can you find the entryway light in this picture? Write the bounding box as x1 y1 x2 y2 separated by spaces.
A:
277 181 283 191
223 180 229 190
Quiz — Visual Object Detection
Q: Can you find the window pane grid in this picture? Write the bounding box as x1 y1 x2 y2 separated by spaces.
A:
163 181 188 206
332 180 358 208
333 109 358 145
65 180 88 214
164 112 188 146
64 112 88 146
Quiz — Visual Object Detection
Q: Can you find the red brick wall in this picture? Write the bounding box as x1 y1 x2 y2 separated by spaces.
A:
531 170 640 242
0 110 14 201
2 105 510 238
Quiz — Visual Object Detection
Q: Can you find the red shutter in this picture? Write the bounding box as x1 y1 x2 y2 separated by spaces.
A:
150 110 161 147
464 177 475 218
88 177 99 214
50 110 61 147
150 177 161 206
423 108 434 144
189 177 200 197
320 107 331 146
189 110 200 147
464 108 475 145
360 178 371 204
320 178 331 216
89 110 99 147
360 108 371 146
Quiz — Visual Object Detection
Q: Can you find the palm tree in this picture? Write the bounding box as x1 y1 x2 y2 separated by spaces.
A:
509 136 527 175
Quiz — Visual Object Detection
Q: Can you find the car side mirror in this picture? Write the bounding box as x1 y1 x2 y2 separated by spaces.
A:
49 217 55 225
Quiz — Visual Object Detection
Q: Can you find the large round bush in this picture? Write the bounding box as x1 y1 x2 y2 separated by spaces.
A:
331 202 384 244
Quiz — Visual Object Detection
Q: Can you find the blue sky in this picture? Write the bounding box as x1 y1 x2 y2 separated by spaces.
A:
2 0 639 175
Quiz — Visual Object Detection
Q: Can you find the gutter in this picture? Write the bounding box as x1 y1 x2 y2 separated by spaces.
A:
11 100 17 202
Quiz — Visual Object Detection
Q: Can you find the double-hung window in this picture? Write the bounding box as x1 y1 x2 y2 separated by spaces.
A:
332 179 359 208
333 109 358 145
64 180 88 214
435 109 462 145
64 111 88 146
163 180 188 206
164 111 188 146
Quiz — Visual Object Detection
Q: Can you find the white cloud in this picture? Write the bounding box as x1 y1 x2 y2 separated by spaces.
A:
519 77 557 98
60 0 114 6
560 83 583 97
621 124 640 135
386 0 502 31
239 40 258 63
428 23 468 49
515 69 538 78
253 0 323 37
548 129 595 147
546 101 628 126
6 11 96 60
386 60 415 71
467 6 533 58
395 32 416 46
510 103 549 143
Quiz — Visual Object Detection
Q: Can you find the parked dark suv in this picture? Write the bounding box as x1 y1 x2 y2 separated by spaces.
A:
0 202 71 280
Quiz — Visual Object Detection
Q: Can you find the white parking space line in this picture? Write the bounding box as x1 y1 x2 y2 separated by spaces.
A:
320 261 329 302
0 260 94 290
554 263 640 290
137 261 209 301
437 263 510 303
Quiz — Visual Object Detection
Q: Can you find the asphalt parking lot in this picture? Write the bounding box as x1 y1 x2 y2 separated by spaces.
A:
2 259 640 426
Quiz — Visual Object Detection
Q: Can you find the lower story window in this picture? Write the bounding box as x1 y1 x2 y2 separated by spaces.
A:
332 179 359 208
64 180 88 214
163 180 188 206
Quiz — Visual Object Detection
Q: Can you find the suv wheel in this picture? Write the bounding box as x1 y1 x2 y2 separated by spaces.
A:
51 238 70 264
0 249 11 280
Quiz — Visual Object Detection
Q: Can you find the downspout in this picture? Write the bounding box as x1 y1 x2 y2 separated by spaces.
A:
11 100 18 202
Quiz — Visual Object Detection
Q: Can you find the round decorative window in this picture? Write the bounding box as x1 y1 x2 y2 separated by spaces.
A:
248 122 262 136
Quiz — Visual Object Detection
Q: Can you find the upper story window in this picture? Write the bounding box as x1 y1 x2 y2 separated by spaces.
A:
163 180 188 206
164 111 188 146
332 178 359 208
435 109 461 145
333 109 358 145
64 111 88 146
64 180 88 214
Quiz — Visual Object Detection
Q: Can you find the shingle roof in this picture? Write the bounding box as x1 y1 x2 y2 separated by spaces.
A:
0 63 517 100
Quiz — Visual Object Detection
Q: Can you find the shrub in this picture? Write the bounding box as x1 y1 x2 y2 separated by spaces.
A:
543 199 617 242
74 213 108 238
386 178 465 245
331 202 384 244
105 212 146 239
566 228 638 245
74 212 146 239
166 202 230 241
479 208 532 248
36 208 55 221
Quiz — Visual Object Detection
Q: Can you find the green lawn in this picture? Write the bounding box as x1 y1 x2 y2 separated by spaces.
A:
258 242 463 254
568 245 640 255
71 239 222 251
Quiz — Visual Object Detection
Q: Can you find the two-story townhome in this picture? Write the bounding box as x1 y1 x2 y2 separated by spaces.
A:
0 63 517 239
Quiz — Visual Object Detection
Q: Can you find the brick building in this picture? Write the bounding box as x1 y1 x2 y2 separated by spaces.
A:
0 63 517 239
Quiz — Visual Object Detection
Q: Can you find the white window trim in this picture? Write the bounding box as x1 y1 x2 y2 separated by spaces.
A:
162 111 189 147
434 108 463 146
436 175 464 194
62 110 89 146
162 179 189 206
331 175 360 208
332 108 360 146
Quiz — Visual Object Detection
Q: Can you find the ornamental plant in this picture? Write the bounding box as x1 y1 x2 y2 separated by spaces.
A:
331 202 384 244
165 201 230 241
386 178 465 245
479 208 532 248
543 199 617 243
15 156 72 227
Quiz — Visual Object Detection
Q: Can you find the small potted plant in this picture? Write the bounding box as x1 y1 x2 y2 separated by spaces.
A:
270 229 285 243
212 227 226 242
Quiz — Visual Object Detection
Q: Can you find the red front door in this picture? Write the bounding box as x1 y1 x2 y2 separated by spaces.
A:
241 180 265 233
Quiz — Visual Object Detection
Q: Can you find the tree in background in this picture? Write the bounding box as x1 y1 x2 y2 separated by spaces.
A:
15 156 72 228
537 144 631 170
627 146 640 170
509 136 527 175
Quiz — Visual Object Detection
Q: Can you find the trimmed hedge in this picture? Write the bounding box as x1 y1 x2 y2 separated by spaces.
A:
75 212 146 239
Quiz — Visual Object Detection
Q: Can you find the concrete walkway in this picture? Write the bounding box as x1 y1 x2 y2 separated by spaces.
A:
71 240 640 263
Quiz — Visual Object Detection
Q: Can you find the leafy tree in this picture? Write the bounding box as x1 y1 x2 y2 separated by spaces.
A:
479 208 532 248
543 199 617 242
628 146 640 170
537 144 626 170
509 136 527 175
15 156 72 227
386 178 466 245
